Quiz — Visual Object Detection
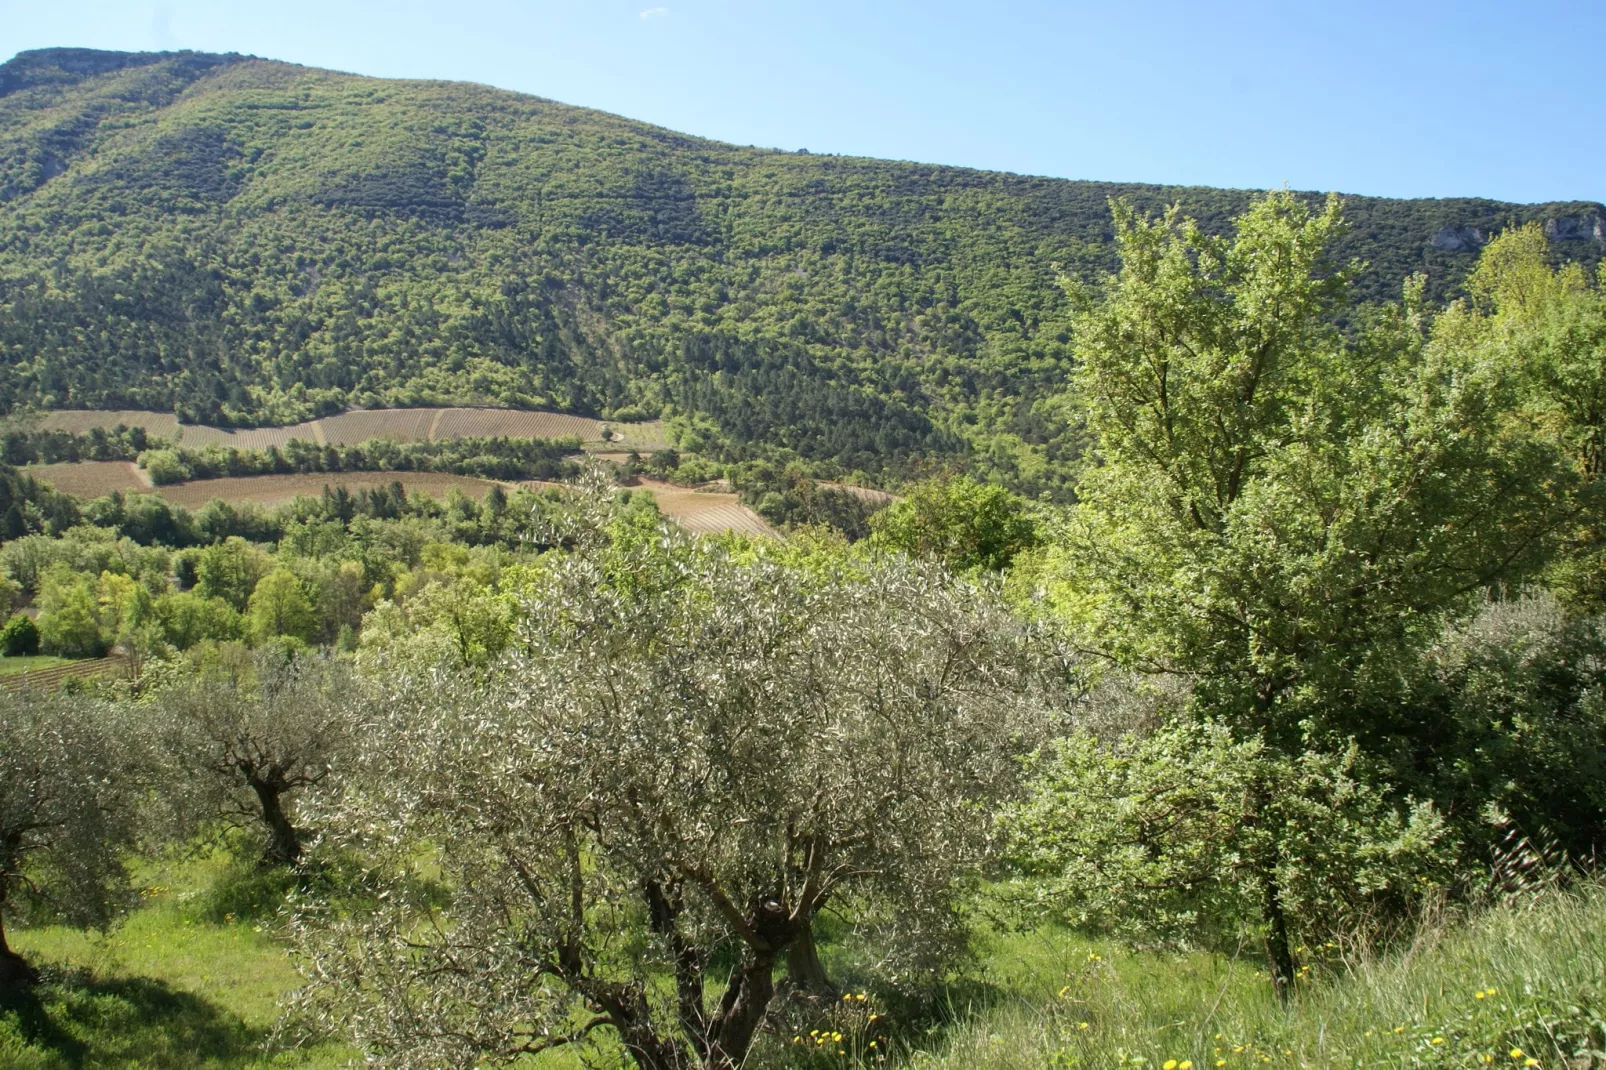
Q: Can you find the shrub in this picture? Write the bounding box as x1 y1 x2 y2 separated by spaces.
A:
0 613 39 657
139 449 190 486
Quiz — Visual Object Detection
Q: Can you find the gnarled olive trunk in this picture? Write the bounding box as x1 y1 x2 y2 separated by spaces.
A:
247 774 301 866
0 891 39 990
704 948 780 1069
784 917 834 996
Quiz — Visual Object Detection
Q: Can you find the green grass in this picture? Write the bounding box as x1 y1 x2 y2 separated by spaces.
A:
903 886 1606 1070
2 857 1600 1070
0 656 70 677
1 851 353 1069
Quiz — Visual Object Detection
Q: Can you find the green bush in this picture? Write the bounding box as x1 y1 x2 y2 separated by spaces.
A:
138 449 190 486
0 613 39 657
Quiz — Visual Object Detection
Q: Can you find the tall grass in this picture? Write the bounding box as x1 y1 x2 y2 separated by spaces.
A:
905 885 1606 1070
1 858 1599 1068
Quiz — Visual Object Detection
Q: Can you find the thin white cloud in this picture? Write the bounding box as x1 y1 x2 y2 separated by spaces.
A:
640 7 669 18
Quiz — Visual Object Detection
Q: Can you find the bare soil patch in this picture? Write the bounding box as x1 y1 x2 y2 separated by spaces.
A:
631 479 776 538
26 460 146 497
154 472 504 507
33 410 182 440
23 407 667 453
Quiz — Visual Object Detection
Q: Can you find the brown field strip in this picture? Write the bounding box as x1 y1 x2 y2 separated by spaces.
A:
25 460 146 497
318 409 437 445
154 472 504 507
32 410 182 439
631 479 776 538
25 408 666 452
431 407 606 443
820 482 897 504
176 421 322 449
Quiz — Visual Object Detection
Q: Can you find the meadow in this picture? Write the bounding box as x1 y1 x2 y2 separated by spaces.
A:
3 851 1599 1069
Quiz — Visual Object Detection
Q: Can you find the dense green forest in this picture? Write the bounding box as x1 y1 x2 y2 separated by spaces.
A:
1 47 1601 493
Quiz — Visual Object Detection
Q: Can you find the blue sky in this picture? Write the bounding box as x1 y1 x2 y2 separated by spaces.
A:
1 0 1600 204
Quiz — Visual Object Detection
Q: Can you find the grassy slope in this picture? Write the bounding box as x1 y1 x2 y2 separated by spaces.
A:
0 655 68 677
916 889 1606 1070
2 853 350 1069
0 48 1601 491
3 852 1599 1068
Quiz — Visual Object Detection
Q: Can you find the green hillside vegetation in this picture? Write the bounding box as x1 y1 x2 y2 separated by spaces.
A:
1 48 1602 494
2 135 1606 1070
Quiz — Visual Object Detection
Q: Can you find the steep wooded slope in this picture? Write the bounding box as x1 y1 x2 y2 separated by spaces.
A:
1 47 1601 489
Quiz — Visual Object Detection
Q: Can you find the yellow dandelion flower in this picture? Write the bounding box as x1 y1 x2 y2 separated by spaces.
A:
1432 1037 1446 1045
1524 1060 1538 1068
1510 1050 1525 1060
1079 1022 1090 1031
1180 1061 1194 1069
1163 1060 1178 1070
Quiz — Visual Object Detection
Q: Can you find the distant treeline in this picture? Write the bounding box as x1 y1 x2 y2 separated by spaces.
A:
2 424 164 465
0 426 584 486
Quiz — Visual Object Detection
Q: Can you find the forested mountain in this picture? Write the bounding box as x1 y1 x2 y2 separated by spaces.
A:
1 46 1602 491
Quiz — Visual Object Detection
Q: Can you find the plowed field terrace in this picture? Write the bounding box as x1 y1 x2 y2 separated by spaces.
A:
627 480 776 538
28 408 669 451
152 473 503 507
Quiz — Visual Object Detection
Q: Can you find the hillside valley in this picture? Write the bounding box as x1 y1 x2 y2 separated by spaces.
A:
1 46 1602 494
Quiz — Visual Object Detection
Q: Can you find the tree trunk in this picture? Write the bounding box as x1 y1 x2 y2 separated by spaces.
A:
1262 868 1297 1004
0 902 38 990
644 880 707 1059
705 950 778 1070
249 777 301 866
784 918 834 997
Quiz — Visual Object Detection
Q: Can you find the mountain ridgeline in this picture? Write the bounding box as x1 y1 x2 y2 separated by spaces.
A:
0 47 1602 491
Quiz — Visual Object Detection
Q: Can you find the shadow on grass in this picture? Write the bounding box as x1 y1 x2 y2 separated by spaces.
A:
0 966 261 1069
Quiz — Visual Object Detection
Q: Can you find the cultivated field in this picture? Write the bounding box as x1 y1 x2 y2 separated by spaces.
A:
25 460 148 496
821 482 897 504
22 407 669 451
26 463 774 539
153 473 503 508
32 410 182 439
628 479 776 538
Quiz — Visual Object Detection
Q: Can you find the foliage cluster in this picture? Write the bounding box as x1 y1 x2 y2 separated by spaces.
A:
134 432 581 485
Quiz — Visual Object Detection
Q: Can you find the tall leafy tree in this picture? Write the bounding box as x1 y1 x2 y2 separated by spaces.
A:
1035 192 1577 995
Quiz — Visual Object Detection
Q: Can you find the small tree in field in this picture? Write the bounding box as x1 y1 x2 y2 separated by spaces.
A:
0 690 138 987
155 647 357 866
292 532 1061 1069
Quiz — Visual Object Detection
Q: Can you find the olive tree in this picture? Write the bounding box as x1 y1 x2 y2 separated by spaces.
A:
154 647 357 866
0 690 139 987
291 533 1063 1069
